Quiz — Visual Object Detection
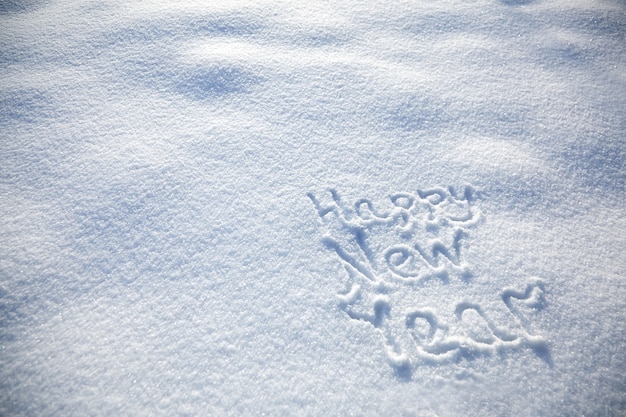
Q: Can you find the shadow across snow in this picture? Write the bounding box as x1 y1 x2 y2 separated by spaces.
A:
572 12 626 42
174 65 263 99
98 15 267 100
0 284 23 343
0 90 56 125
379 95 452 132
562 140 626 193
500 0 535 6
0 0 44 14
120 55 264 101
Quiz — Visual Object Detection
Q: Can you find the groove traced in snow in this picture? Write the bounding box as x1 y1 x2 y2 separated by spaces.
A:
310 187 548 372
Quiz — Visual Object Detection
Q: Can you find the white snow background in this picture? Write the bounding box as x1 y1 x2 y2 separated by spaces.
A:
1 0 625 416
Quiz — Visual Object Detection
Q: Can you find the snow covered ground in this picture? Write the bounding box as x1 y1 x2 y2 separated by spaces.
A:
1 0 625 415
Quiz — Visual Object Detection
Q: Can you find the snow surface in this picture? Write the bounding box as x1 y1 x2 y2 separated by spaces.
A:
1 0 625 416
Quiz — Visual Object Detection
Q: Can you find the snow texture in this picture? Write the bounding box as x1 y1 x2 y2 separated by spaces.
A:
1 0 625 416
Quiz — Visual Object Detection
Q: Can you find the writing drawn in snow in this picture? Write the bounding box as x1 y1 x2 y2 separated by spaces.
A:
309 186 548 372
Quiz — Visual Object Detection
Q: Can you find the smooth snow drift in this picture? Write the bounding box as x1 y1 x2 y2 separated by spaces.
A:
1 0 625 416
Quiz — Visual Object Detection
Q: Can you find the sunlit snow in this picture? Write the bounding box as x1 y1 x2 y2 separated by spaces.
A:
1 0 625 416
